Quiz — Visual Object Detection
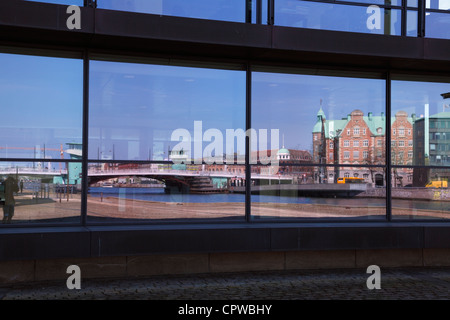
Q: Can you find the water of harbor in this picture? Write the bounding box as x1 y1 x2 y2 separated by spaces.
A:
87 186 450 212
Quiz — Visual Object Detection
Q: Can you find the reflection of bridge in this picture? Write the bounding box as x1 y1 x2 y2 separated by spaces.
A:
87 168 294 193
87 168 366 197
87 168 294 179
0 167 367 197
0 168 67 182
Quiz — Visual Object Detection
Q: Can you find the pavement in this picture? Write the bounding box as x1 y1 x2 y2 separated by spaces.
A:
1 266 450 301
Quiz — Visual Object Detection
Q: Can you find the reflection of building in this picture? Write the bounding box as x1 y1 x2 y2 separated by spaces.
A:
205 148 313 181
313 108 414 185
64 142 82 186
413 111 450 186
253 148 313 183
169 148 190 170
415 112 450 166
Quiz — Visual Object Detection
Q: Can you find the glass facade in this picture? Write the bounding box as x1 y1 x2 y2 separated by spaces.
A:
0 0 449 226
88 59 246 222
1 53 450 224
251 70 386 220
23 0 450 39
0 52 83 224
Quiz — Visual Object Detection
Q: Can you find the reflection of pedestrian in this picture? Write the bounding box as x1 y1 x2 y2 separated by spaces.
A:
2 176 19 224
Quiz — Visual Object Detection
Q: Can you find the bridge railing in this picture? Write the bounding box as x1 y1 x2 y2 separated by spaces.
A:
0 167 67 175
87 167 296 180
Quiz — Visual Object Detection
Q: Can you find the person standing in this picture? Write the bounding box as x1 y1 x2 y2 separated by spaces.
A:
2 176 19 224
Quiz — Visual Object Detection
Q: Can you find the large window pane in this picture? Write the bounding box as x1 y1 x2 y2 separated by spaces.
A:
0 53 83 160
0 161 82 225
87 162 245 222
251 70 386 220
98 0 246 22
275 0 402 35
88 60 246 222
392 167 450 220
425 12 450 39
250 165 386 220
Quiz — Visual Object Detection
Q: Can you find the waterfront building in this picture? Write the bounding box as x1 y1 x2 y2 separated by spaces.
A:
313 108 414 186
65 143 83 186
413 111 450 186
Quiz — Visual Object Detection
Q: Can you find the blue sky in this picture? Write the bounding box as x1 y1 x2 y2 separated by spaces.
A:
0 53 83 160
2 1 450 160
252 72 386 150
1 51 449 161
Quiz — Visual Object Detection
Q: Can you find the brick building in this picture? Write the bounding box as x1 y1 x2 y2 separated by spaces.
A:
313 108 414 186
205 148 313 182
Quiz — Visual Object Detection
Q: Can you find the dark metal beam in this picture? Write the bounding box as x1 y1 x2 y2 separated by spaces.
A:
1 223 448 260
1 2 450 74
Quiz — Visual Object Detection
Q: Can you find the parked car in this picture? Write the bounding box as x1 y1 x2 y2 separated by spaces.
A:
426 180 448 188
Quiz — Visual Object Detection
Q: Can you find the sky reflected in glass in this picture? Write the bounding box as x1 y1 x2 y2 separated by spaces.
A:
0 53 83 161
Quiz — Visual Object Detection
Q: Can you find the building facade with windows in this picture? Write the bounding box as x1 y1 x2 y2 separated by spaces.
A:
1 0 450 284
313 109 414 186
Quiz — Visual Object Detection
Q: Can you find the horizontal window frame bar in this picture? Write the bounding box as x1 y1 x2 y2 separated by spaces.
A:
295 0 405 9
251 163 387 168
391 164 450 169
425 8 450 14
0 158 83 164
87 159 175 165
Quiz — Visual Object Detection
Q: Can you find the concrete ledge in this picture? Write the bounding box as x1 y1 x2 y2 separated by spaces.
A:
424 248 450 266
0 260 35 284
355 249 423 268
127 254 209 276
35 257 127 281
286 250 356 269
209 252 285 273
2 248 450 285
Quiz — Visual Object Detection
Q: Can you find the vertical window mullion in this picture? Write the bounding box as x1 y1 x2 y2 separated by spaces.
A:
401 0 407 36
246 0 252 23
81 50 90 227
418 0 426 37
268 0 275 25
245 63 252 223
386 72 392 221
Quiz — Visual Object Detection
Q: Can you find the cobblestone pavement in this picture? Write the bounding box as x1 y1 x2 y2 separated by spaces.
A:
1 267 450 300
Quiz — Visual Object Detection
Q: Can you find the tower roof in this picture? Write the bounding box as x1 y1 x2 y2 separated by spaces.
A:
277 148 290 155
317 107 326 119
